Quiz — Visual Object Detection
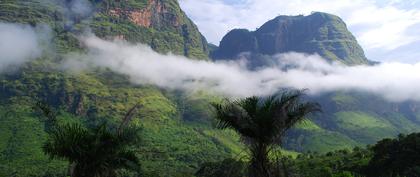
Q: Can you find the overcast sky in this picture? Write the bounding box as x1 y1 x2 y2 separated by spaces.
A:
179 0 420 63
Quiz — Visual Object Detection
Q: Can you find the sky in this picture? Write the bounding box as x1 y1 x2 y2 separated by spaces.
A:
179 0 420 63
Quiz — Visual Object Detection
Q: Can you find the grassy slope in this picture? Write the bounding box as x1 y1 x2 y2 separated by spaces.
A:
285 92 420 153
0 64 245 176
285 120 360 153
0 105 67 177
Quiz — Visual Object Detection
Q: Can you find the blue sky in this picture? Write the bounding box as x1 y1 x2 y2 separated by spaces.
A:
180 0 420 63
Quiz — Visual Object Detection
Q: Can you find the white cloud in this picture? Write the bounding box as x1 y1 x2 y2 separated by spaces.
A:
0 23 49 72
179 0 420 62
64 35 420 102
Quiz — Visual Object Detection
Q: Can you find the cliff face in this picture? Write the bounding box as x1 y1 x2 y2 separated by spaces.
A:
213 12 370 65
98 0 209 59
0 0 209 58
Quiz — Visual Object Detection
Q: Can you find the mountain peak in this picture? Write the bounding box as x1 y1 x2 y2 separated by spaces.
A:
212 12 370 65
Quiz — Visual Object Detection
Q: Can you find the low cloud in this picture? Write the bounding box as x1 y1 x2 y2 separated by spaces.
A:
61 0 93 27
62 35 420 102
0 23 50 72
40 0 93 28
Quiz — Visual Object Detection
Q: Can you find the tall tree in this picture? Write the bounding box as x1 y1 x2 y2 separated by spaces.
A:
43 122 141 177
213 90 320 177
364 133 420 177
38 103 142 177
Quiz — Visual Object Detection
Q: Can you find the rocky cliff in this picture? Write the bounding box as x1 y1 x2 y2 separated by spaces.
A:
212 12 370 65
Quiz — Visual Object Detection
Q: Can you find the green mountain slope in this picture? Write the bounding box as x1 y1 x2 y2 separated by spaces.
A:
211 13 420 153
284 91 420 153
212 12 370 65
0 0 239 176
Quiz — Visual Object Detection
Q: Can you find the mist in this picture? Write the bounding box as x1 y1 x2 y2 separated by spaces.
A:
0 23 50 72
39 0 93 28
62 0 93 27
59 35 420 102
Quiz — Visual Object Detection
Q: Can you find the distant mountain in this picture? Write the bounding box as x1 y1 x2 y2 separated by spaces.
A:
212 12 370 65
211 12 420 153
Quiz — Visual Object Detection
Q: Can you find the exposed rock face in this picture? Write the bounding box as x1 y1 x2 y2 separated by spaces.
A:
108 0 179 28
212 12 370 65
214 29 258 59
103 0 209 58
129 9 153 27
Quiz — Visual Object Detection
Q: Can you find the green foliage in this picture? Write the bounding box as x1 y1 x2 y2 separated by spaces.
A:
0 104 67 177
196 158 248 177
2 0 420 176
364 133 420 177
334 111 397 144
285 127 360 153
292 147 371 177
44 122 142 177
283 91 420 153
287 133 420 177
0 0 268 177
0 63 243 176
213 91 320 177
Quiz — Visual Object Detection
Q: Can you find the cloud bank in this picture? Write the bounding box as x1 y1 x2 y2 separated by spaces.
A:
62 35 420 102
0 23 49 72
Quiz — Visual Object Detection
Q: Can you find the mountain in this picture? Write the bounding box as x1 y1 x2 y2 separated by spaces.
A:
0 0 209 58
0 0 241 176
211 12 420 153
212 12 370 65
2 1 420 176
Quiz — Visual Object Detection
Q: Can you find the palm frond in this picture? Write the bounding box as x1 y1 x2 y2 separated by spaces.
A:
118 104 142 133
43 121 142 176
213 90 321 144
43 123 89 162
212 101 257 139
212 90 321 177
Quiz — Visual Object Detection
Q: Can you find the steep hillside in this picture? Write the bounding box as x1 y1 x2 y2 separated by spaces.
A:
211 12 420 153
212 12 370 65
0 0 209 58
0 0 238 176
284 92 420 152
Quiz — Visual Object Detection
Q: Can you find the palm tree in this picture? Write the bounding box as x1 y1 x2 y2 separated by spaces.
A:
43 123 141 177
38 103 142 177
212 90 320 177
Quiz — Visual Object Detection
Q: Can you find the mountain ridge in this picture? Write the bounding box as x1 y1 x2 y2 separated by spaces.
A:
212 12 371 65
210 12 420 154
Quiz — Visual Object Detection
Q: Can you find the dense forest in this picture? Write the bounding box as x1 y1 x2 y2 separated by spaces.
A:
197 131 420 177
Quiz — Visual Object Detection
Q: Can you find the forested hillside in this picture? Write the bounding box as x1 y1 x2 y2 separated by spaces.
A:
0 0 240 176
